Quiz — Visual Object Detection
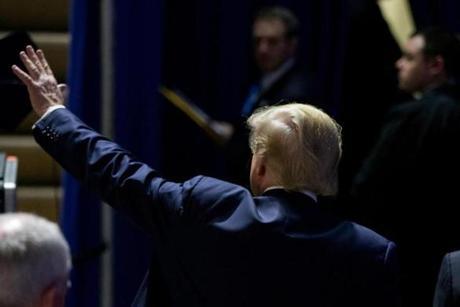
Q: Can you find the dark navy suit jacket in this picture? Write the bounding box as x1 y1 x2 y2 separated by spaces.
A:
434 251 460 307
34 108 399 307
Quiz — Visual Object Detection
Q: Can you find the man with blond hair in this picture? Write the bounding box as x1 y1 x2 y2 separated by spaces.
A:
13 46 399 307
0 212 71 307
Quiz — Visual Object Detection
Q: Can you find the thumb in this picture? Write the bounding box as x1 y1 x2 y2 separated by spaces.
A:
57 84 69 102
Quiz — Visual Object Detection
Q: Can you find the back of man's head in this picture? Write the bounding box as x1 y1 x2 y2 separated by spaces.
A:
248 103 342 196
415 27 460 83
0 213 71 307
255 6 299 39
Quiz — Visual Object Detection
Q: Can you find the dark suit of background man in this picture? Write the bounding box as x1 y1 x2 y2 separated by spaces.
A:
221 6 315 187
434 250 460 307
352 27 460 307
14 47 399 307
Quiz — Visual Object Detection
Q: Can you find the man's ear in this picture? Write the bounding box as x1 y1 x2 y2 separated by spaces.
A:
428 55 445 75
40 282 66 307
255 155 267 177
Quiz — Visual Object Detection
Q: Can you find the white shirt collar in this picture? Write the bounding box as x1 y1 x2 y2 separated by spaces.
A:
260 58 295 91
263 186 317 202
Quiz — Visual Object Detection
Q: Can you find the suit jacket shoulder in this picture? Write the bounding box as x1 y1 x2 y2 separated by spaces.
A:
434 251 460 307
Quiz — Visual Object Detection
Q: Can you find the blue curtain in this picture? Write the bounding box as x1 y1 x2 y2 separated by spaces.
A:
61 0 102 307
111 0 163 306
63 0 164 305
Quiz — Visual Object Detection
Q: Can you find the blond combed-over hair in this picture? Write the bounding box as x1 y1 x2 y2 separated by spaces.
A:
247 103 342 196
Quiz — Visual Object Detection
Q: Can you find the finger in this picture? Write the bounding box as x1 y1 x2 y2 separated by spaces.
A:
26 45 44 72
58 83 68 100
11 65 34 86
36 49 54 76
57 83 68 93
19 51 40 79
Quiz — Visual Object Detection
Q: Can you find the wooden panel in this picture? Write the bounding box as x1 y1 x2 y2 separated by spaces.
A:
16 186 62 222
0 0 69 31
0 135 61 185
31 32 70 81
0 31 69 81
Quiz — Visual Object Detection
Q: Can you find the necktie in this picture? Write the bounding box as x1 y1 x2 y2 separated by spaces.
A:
241 84 260 117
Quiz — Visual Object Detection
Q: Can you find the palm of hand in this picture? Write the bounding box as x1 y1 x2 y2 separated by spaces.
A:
12 46 64 117
33 73 63 110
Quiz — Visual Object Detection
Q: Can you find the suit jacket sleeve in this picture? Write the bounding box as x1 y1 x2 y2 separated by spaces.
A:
383 241 401 307
434 251 460 307
33 108 204 233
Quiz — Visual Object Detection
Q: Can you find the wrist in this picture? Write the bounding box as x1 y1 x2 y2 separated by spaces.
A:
32 105 66 129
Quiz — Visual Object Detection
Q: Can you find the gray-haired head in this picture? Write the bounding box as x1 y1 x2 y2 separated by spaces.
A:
0 213 71 307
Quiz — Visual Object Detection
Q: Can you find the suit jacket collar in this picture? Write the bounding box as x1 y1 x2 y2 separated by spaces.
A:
260 58 295 91
260 188 342 234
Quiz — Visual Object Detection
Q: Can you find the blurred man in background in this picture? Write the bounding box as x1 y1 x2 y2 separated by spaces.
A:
223 6 316 187
352 27 460 307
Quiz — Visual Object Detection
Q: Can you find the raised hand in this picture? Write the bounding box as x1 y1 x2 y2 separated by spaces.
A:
11 45 64 117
